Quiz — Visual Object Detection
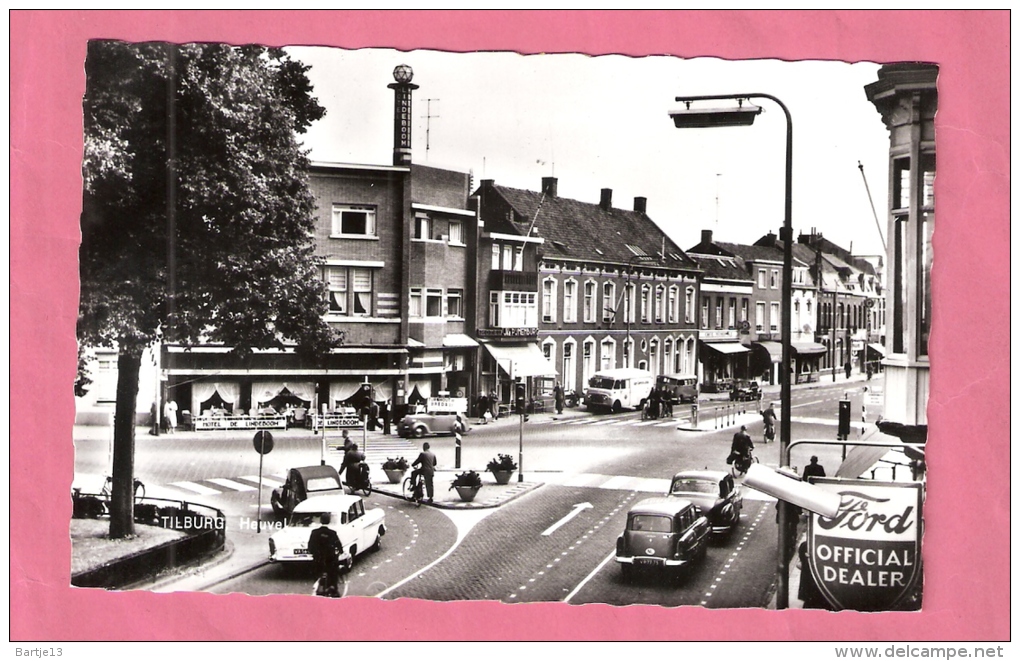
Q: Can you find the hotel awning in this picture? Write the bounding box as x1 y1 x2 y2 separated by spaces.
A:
867 343 886 356
791 342 827 356
483 343 557 378
701 341 750 355
752 341 783 363
443 333 479 348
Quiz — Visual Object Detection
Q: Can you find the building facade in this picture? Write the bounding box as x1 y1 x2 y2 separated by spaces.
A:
475 178 700 407
865 62 937 431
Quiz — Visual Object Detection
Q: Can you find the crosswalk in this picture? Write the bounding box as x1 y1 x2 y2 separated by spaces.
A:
541 416 687 429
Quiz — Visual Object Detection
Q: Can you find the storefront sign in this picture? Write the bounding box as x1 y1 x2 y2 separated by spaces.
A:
477 327 538 338
808 478 923 611
427 397 467 413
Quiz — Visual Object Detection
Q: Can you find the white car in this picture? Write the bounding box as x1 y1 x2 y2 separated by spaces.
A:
268 494 386 565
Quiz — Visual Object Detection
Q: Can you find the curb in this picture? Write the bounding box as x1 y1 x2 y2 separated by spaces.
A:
369 479 544 510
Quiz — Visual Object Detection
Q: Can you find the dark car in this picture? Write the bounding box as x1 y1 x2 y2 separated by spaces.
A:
667 470 743 534
270 465 346 518
615 497 710 581
397 411 470 439
730 379 762 402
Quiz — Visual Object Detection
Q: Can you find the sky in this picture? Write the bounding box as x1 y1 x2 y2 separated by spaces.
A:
287 46 889 257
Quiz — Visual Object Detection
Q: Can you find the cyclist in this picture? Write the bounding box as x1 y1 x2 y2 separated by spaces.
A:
729 425 755 468
411 442 437 504
341 442 367 491
761 402 777 443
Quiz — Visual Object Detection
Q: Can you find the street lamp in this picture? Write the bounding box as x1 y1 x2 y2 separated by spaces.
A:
669 93 795 608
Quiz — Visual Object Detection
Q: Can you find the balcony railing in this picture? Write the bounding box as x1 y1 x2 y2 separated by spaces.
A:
489 270 538 291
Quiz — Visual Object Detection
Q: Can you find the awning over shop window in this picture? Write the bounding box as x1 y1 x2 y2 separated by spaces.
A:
701 341 750 355
483 343 557 378
791 342 827 356
867 343 886 356
752 341 783 363
443 333 479 348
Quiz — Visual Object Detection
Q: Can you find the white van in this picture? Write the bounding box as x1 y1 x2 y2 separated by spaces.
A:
585 368 654 413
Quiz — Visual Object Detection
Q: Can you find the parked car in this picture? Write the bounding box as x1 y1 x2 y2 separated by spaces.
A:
270 465 345 519
398 411 469 439
615 497 710 580
656 373 700 404
667 470 743 534
730 379 762 402
269 494 386 565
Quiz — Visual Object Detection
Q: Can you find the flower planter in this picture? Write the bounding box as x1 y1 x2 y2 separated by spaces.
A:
383 468 406 484
454 485 481 502
490 469 514 485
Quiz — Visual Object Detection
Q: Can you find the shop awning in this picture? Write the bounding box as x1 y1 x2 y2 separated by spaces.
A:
443 333 479 348
701 341 750 355
752 341 783 363
483 343 557 378
791 342 827 356
867 342 886 356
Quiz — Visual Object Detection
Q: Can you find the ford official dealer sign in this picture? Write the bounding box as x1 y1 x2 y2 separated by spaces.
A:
808 478 924 611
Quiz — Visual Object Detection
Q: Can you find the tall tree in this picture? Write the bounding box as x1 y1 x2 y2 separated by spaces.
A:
80 41 341 537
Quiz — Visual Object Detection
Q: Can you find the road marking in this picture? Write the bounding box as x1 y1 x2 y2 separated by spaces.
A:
791 399 825 408
207 478 257 492
238 475 282 488
563 550 617 604
542 502 594 536
169 481 220 495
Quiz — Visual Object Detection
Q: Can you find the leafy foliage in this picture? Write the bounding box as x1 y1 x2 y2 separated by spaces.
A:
486 453 517 472
382 457 409 471
80 40 340 356
450 470 482 489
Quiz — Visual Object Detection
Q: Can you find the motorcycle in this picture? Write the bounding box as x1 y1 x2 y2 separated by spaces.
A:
344 462 372 496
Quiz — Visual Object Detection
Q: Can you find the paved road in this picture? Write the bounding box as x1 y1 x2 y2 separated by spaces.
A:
75 375 884 605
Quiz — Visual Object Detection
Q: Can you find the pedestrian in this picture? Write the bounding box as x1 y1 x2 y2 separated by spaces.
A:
802 456 826 483
412 441 438 503
553 382 564 415
844 361 852 379
163 399 178 434
341 429 352 453
797 540 828 609
477 392 489 423
761 402 777 443
380 399 391 436
308 512 343 597
490 390 499 419
866 364 873 380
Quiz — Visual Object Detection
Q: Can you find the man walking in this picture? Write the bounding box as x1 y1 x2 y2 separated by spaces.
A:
412 441 438 504
308 512 343 597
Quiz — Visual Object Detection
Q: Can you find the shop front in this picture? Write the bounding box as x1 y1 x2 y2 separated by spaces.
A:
698 340 751 392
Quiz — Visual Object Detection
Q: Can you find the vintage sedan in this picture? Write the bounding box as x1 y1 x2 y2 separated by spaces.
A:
270 465 346 519
729 379 762 402
269 494 386 565
398 411 469 439
667 470 743 534
615 497 710 580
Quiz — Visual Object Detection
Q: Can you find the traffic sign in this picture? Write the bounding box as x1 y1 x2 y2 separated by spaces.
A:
253 430 274 455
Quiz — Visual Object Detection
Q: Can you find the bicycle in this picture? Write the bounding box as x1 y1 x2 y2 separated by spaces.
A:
731 452 759 478
402 471 425 507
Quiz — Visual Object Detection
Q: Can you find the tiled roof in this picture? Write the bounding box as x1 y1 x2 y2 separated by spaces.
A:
487 184 698 270
715 241 785 264
688 253 753 283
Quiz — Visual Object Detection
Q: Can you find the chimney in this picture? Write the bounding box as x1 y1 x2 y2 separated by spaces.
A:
701 229 713 245
541 177 558 197
633 196 647 213
387 64 419 166
600 188 613 210
761 231 777 248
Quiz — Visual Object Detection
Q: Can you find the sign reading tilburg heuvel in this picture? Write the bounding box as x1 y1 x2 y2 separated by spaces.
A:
808 478 923 611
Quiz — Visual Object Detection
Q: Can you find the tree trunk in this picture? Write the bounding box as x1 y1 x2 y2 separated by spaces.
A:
109 347 142 538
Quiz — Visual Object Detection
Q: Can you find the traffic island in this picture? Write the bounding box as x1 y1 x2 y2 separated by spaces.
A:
371 469 543 509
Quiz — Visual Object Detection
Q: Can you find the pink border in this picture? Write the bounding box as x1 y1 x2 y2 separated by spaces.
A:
11 10 1009 641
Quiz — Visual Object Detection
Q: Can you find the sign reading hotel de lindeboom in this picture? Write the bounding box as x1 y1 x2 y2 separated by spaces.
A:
808 478 923 611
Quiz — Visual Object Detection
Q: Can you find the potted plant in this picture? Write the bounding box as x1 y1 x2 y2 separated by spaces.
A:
450 470 483 502
381 457 409 484
486 453 518 485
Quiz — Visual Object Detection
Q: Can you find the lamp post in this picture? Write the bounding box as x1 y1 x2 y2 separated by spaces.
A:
670 93 795 608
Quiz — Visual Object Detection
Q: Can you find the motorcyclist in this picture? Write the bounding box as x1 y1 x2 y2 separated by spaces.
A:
729 425 755 466
308 512 343 597
341 442 367 491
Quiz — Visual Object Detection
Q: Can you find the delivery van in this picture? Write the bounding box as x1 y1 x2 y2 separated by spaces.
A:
656 373 700 404
585 368 654 413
